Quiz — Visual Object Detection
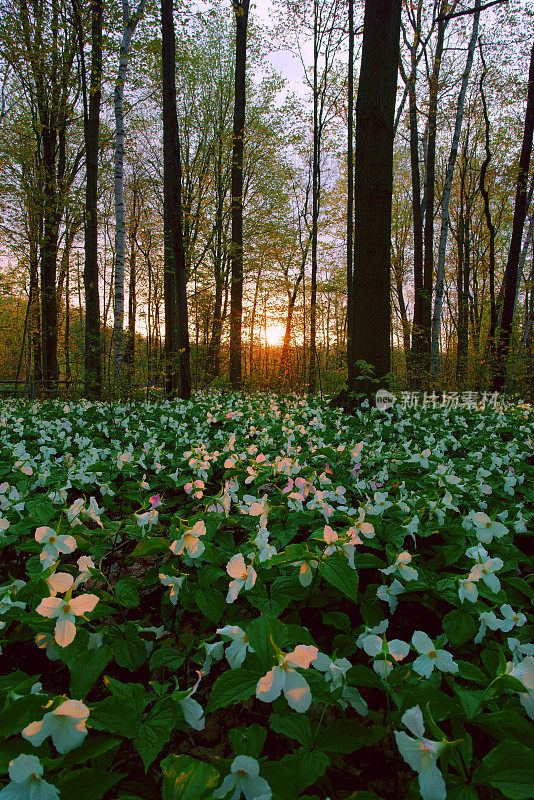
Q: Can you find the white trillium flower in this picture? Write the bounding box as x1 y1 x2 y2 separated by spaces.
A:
170 520 206 559
226 554 257 603
381 551 418 582
159 574 185 606
35 526 76 569
458 576 479 603
256 644 318 713
471 512 508 543
213 755 271 800
395 706 447 800
0 754 59 800
362 634 410 678
377 579 405 612
22 699 89 753
508 638 534 664
356 619 389 648
36 592 99 647
506 657 534 720
411 631 458 678
217 625 254 668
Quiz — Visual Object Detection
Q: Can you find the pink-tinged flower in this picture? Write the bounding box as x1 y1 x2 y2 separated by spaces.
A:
36 593 99 647
381 551 418 582
149 494 162 509
376 579 405 612
322 525 362 569
506 657 534 719
226 554 257 603
353 508 375 538
362 634 410 678
256 645 318 713
73 555 95 590
411 631 458 678
170 520 206 559
2 755 59 800
293 559 316 587
184 481 205 499
458 576 478 603
395 706 447 800
35 526 76 569
22 699 89 753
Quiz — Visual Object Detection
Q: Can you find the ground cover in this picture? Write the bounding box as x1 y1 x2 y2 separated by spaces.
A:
0 392 532 800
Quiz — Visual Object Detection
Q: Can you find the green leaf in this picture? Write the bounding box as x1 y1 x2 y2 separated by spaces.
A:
475 712 534 748
149 647 185 671
270 712 313 748
245 615 287 668
458 661 487 684
115 578 140 608
322 611 351 633
319 556 358 601
134 698 176 771
194 587 225 623
443 610 478 647
60 735 121 770
69 646 112 699
316 720 385 754
161 754 220 800
103 676 146 716
0 695 46 738
56 768 124 800
206 668 259 712
108 622 146 671
131 537 169 557
263 749 329 795
447 784 479 800
346 665 383 689
229 723 267 757
473 740 534 799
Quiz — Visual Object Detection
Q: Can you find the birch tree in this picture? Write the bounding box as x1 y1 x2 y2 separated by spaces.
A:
112 0 146 380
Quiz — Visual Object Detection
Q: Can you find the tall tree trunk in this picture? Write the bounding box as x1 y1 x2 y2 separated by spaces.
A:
346 0 354 384
73 0 103 397
478 42 497 380
162 0 191 398
309 0 319 395
229 0 250 390
493 39 534 392
113 0 146 382
431 0 480 375
346 0 401 396
420 9 446 374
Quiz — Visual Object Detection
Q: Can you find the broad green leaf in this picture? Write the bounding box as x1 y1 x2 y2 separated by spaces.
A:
473 740 534 799
134 697 176 771
245 615 287 668
161 754 220 800
130 537 169 557
108 622 146 671
69 645 112 699
346 665 383 689
443 610 478 646
0 695 46 738
319 556 359 601
56 768 124 800
206 668 260 712
316 720 385 754
229 723 267 757
149 647 185 671
89 697 140 738
270 712 313 748
194 587 225 623
475 712 534 748
115 578 140 608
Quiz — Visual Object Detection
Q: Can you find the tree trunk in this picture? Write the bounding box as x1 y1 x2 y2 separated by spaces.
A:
346 0 354 368
432 0 480 375
493 39 534 392
229 0 250 390
309 0 319 395
113 0 146 382
162 0 191 399
346 0 401 397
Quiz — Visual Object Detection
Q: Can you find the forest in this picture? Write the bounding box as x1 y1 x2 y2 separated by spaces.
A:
0 0 533 399
0 3 533 800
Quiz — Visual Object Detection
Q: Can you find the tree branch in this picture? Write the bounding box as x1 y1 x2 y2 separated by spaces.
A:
437 0 506 22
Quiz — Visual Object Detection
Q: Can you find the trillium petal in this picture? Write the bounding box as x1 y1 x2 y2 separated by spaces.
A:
401 706 425 738
287 645 318 669
36 597 63 618
241 775 271 800
227 553 246 579
362 635 383 657
411 630 434 654
46 573 73 595
8 754 43 783
179 697 205 731
54 617 76 647
256 666 285 703
231 755 260 778
283 669 312 713
213 774 238 800
55 536 76 554
412 654 434 678
435 650 458 674
226 578 243 604
68 594 99 616
418 763 447 800
395 731 425 772
22 719 48 748
35 527 54 544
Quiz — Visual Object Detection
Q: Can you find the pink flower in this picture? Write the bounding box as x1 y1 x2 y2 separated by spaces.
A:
226 554 257 603
149 494 162 509
36 593 99 647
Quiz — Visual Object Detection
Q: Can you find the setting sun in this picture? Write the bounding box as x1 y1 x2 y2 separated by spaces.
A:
265 322 286 347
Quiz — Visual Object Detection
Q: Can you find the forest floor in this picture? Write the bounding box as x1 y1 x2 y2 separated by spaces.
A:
0 392 532 800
